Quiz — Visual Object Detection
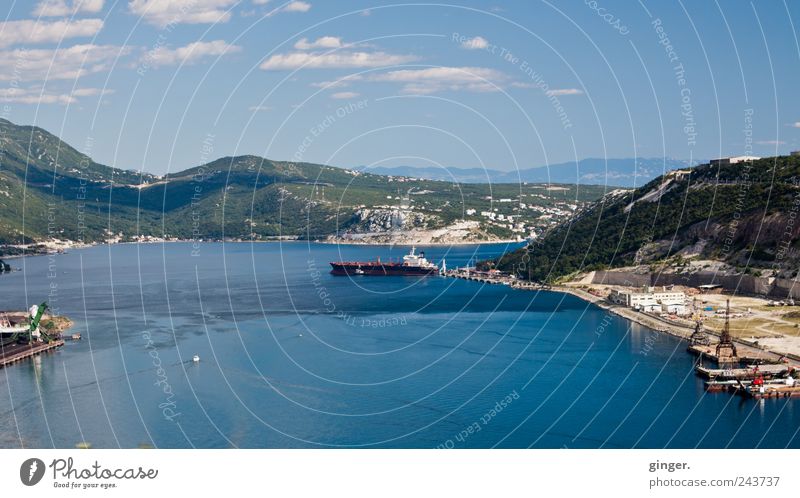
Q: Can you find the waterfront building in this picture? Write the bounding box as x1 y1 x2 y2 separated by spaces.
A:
608 287 687 314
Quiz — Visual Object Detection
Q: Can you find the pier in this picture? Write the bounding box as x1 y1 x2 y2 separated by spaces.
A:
744 385 800 399
0 339 64 368
444 267 800 400
695 363 790 381
687 344 778 364
444 268 547 289
0 303 71 369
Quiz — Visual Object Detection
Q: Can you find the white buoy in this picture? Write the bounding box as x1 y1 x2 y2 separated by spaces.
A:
192 354 200 363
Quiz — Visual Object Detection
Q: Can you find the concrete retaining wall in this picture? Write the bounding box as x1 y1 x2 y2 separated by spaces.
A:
590 270 788 297
591 270 650 287
770 278 800 299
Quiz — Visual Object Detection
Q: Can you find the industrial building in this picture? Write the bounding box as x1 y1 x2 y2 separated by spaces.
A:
608 287 688 314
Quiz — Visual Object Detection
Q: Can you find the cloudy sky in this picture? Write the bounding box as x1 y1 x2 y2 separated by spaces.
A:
1 0 799 174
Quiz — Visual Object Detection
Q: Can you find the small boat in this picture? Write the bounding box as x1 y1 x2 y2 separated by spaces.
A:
192 354 200 363
354 268 365 275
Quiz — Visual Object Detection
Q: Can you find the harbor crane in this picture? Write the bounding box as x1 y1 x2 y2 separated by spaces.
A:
715 299 738 360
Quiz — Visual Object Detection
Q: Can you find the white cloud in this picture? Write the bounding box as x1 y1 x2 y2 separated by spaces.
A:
790 122 800 128
142 40 241 67
294 36 342 50
128 0 237 27
756 140 785 145
70 87 111 97
260 50 417 70
248 105 272 111
369 67 506 94
310 75 363 88
33 0 104 17
546 88 583 96
0 44 130 81
331 91 359 99
0 18 104 48
461 36 488 50
283 1 310 12
252 0 270 4
1 86 112 105
360 9 371 16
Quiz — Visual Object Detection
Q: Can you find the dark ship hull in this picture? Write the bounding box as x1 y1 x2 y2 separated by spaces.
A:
329 262 438 276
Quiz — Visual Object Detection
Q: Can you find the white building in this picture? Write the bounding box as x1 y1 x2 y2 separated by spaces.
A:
710 156 761 166
609 288 687 314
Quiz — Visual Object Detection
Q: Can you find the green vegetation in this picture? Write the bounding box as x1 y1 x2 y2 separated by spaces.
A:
0 119 609 251
495 156 800 282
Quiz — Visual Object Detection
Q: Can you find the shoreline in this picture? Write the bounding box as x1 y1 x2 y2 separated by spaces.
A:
1 238 521 260
550 285 697 340
549 285 792 363
318 238 522 247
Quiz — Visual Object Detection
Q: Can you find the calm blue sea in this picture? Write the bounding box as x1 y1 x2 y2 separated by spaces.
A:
0 242 797 448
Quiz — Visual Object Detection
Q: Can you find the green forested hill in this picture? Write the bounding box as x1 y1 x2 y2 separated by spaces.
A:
495 156 800 282
0 119 608 249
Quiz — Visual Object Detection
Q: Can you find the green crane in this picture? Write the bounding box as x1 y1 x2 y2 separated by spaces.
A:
28 302 51 343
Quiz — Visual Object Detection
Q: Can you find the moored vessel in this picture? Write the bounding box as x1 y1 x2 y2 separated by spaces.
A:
330 247 439 276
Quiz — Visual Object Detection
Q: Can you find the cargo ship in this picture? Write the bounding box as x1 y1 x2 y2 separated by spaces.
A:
330 247 440 276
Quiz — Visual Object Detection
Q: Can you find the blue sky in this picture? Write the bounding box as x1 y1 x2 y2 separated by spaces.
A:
1 0 799 175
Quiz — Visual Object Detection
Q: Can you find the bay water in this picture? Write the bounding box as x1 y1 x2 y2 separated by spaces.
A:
0 242 797 448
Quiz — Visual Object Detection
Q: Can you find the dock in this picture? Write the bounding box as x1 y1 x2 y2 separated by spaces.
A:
695 363 791 381
0 339 64 368
705 378 787 392
687 344 779 364
742 385 800 399
444 268 800 401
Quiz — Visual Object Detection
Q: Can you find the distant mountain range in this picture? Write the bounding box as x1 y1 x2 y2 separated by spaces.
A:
359 158 697 188
0 119 608 249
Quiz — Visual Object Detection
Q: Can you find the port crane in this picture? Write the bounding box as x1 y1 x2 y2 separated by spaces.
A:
715 299 738 360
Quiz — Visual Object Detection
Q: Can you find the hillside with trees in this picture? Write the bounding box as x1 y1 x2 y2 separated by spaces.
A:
494 156 800 282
